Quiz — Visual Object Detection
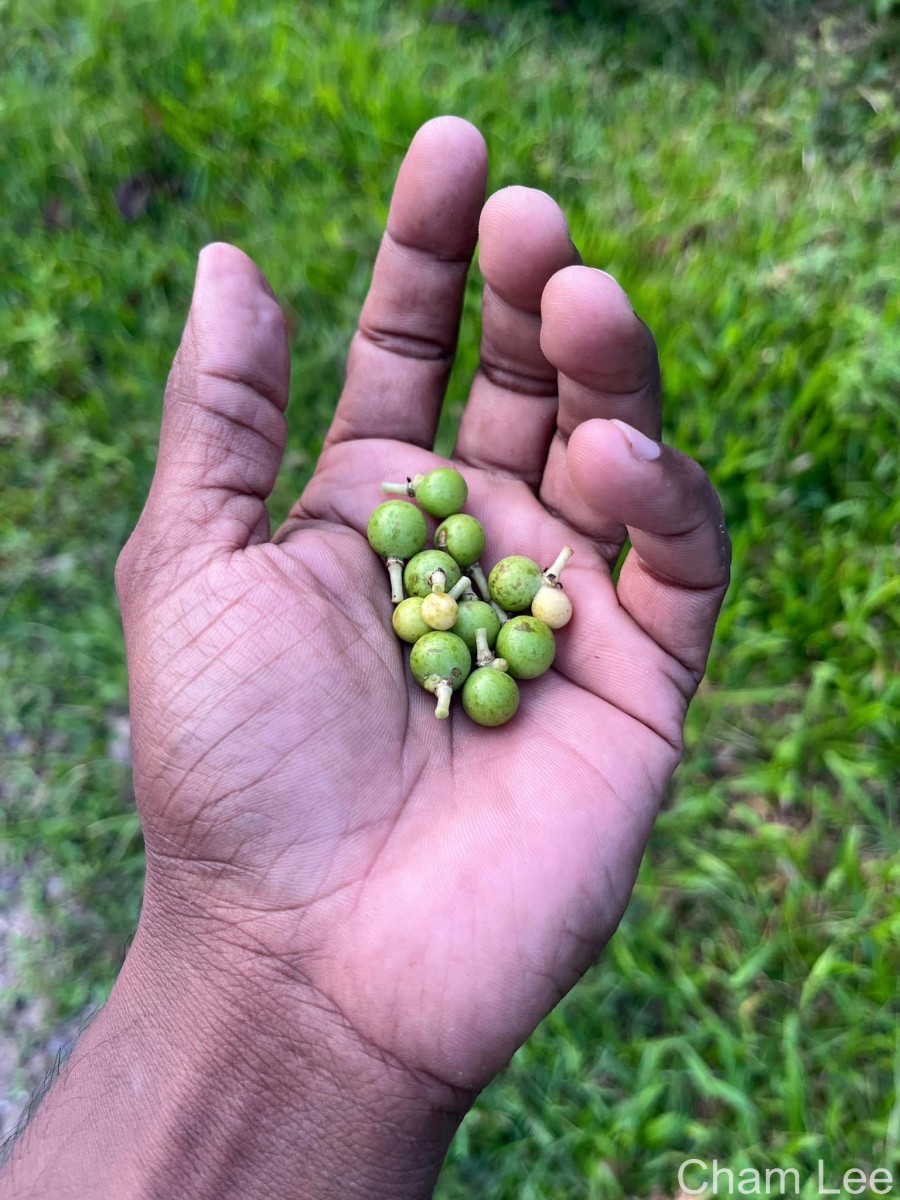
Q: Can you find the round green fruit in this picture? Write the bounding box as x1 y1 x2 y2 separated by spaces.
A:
392 597 430 644
415 468 468 518
495 615 556 679
488 555 542 612
367 501 428 560
462 668 520 727
403 550 461 598
409 631 471 690
434 513 485 567
451 600 500 654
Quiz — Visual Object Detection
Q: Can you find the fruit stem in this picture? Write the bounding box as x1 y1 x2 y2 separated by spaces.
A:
470 561 490 599
424 675 454 720
475 627 494 667
386 557 405 604
489 658 509 672
382 473 426 497
428 569 447 594
435 527 448 550
543 545 574 584
471 562 508 624
448 575 471 601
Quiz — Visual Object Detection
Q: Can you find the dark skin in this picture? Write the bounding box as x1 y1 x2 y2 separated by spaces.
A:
3 117 729 1199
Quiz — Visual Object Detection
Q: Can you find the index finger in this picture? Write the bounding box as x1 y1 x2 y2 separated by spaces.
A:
323 116 488 451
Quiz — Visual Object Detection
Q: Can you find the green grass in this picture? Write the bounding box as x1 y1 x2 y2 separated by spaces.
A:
1 0 898 1194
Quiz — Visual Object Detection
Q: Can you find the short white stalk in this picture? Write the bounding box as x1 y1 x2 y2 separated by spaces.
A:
448 575 471 601
424 675 454 719
470 562 491 600
474 627 495 667
543 545 574 585
471 562 508 624
381 473 425 498
386 557 405 604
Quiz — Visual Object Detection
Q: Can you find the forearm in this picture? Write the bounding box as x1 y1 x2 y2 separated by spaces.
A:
1 890 465 1200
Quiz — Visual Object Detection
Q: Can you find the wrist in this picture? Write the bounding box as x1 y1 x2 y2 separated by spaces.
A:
134 888 470 1198
5 882 472 1200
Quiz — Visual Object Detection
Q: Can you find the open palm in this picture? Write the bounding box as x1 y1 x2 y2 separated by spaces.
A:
116 118 729 1099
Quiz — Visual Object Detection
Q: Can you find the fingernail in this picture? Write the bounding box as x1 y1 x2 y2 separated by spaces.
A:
610 419 661 462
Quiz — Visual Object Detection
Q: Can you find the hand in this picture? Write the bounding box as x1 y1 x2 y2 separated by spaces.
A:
119 114 728 1089
14 117 728 1199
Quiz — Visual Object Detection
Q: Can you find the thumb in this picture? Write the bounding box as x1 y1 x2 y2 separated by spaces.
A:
146 242 290 554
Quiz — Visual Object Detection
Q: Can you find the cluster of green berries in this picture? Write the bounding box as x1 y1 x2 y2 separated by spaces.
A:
367 467 574 727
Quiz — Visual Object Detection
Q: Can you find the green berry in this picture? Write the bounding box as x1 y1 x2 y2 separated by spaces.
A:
462 668 520 727
392 597 430 643
434 514 485 567
451 600 500 654
403 550 461 598
367 501 428 560
415 468 468 518
488 555 542 612
495 615 556 679
409 632 471 690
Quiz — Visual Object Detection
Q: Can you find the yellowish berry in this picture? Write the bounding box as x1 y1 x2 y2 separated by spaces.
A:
421 592 459 630
531 585 573 629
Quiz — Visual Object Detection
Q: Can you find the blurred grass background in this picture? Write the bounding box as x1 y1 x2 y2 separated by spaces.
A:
1 0 898 1194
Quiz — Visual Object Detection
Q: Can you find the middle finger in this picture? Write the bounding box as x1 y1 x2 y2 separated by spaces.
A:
454 187 579 487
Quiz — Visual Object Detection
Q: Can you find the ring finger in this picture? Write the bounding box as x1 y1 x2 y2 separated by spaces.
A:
538 265 662 561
